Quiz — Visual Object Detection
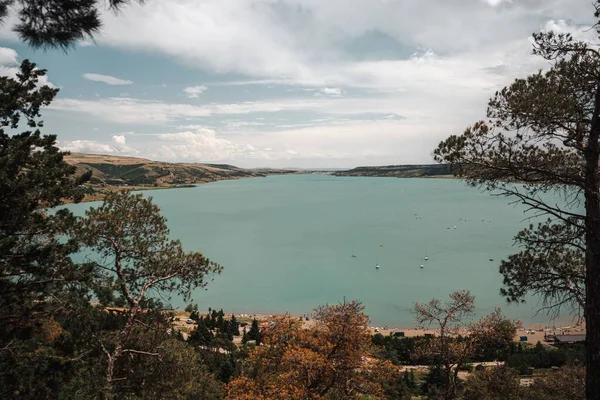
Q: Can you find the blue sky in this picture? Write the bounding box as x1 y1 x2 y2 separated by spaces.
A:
0 0 595 168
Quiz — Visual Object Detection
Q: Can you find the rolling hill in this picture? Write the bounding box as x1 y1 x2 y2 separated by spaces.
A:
64 153 269 187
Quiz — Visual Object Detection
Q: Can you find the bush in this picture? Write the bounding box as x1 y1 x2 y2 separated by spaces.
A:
459 363 473 372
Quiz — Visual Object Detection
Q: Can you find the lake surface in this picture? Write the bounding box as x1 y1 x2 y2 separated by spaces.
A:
67 175 578 327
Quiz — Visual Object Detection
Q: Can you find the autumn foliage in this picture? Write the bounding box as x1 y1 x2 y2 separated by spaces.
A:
226 300 399 400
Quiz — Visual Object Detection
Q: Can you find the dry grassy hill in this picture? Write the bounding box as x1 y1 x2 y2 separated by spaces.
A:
64 153 266 187
63 153 287 201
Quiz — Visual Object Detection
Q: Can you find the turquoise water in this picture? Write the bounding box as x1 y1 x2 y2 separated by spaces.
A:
66 175 577 327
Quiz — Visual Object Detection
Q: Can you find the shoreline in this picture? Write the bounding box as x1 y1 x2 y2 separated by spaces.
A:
173 309 584 344
70 173 458 204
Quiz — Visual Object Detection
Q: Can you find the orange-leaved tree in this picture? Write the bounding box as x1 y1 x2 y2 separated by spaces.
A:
226 300 399 400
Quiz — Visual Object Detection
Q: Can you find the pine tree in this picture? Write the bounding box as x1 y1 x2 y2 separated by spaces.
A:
189 318 214 347
230 314 240 337
217 313 225 332
241 327 248 345
248 319 260 342
77 190 223 391
0 60 93 397
408 369 416 390
0 0 146 50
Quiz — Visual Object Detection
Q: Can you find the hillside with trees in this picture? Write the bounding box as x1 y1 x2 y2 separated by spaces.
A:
333 164 453 178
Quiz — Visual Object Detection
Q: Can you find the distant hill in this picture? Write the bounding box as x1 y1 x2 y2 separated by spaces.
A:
64 153 272 187
332 164 453 178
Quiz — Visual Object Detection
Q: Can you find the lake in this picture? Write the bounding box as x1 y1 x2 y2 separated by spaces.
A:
66 175 577 327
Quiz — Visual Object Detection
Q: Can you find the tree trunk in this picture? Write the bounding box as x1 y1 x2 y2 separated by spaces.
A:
585 87 600 400
103 305 140 398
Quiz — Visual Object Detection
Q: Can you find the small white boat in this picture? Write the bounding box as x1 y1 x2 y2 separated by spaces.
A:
424 256 429 261
351 253 357 258
375 264 380 269
420 264 424 269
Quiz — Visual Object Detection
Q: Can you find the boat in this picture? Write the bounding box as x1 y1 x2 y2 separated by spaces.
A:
375 244 383 269
351 253 357 258
420 264 424 269
424 256 429 261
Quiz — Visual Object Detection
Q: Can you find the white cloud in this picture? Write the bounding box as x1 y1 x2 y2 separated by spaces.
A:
0 1 594 167
61 140 117 154
61 135 138 155
320 87 344 96
50 96 325 124
88 0 592 83
0 47 54 87
183 85 208 98
82 73 133 85
0 47 17 64
154 128 270 162
482 0 511 7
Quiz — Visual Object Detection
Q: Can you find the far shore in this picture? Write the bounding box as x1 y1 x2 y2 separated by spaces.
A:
172 308 584 345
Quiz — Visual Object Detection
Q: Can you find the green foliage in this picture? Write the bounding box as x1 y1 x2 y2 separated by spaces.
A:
372 335 432 365
78 191 223 305
462 365 523 400
524 362 585 400
1 0 145 50
185 303 198 313
432 14 600 396
505 343 584 374
247 318 262 344
189 318 214 346
379 370 412 400
420 363 446 398
0 60 93 399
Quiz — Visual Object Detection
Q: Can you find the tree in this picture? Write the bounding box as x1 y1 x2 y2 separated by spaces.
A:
413 290 475 400
413 291 518 400
472 307 519 361
230 314 240 337
76 190 223 396
189 318 214 347
524 362 585 400
185 303 197 313
247 318 261 344
432 5 600 395
462 365 524 400
0 0 145 49
0 60 92 397
226 301 394 400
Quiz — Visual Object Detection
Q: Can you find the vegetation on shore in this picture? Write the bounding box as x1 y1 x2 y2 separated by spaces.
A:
332 164 453 178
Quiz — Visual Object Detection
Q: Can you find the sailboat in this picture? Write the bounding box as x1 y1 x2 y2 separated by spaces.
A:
376 243 383 269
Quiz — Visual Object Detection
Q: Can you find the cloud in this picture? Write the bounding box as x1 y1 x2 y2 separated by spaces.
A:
183 85 208 98
49 96 325 124
87 0 592 84
61 140 117 154
0 47 54 87
61 135 138 155
82 73 133 85
482 0 511 7
1 1 594 168
0 47 17 64
320 87 344 96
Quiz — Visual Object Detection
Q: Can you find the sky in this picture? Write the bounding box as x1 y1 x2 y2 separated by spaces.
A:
0 0 596 168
